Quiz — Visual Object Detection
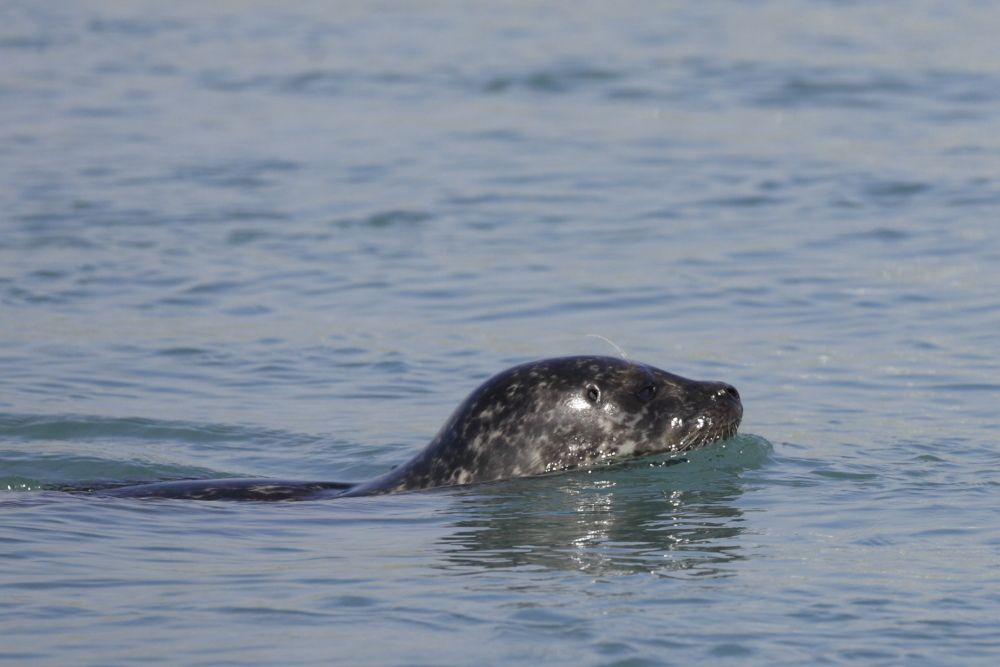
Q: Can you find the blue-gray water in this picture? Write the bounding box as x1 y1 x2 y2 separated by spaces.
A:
2 1 999 665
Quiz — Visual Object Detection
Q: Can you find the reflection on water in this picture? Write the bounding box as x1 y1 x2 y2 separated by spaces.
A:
438 435 771 577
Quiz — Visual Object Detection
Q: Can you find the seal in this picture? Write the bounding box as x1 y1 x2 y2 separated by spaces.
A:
103 356 742 501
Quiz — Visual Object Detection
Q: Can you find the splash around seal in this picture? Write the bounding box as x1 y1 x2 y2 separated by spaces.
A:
104 356 742 500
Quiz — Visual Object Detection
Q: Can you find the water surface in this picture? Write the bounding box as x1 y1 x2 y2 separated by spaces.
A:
2 1 999 665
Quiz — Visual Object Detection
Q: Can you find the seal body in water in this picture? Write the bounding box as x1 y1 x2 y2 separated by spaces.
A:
104 356 742 501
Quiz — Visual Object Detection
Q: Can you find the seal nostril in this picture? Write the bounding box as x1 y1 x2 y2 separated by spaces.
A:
715 384 740 402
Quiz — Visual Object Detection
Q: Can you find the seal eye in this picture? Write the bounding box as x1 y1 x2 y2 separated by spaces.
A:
585 384 601 404
636 383 657 402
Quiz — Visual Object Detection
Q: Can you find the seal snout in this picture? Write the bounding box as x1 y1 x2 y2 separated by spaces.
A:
708 381 743 424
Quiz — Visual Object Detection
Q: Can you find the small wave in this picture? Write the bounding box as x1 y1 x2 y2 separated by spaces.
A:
331 209 433 229
612 433 773 478
480 63 623 95
682 433 774 469
1 450 226 492
0 413 322 491
0 413 254 443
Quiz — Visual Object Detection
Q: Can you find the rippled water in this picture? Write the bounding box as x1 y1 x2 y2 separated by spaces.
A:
2 1 999 665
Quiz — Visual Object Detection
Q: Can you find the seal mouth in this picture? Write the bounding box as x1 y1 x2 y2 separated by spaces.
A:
673 416 741 453
671 384 743 453
682 418 740 450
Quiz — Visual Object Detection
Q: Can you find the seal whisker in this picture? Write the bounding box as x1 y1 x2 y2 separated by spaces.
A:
585 334 629 360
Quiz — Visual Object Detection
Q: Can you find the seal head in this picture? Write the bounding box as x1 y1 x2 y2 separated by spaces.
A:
344 355 741 495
